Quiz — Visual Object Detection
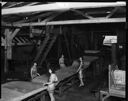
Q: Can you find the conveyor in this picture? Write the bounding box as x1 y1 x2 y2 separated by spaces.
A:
1 56 98 101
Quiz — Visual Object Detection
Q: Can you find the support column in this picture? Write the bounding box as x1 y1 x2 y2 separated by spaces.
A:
111 43 117 64
4 29 10 73
4 28 20 73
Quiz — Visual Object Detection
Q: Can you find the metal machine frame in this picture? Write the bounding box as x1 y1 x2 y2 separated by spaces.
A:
100 64 125 101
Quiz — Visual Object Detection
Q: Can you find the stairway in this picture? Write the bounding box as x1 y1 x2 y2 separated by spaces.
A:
34 32 58 66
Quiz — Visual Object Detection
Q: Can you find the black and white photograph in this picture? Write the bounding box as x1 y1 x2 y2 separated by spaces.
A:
1 1 126 101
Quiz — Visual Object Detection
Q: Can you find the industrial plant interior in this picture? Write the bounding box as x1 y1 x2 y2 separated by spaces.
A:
1 2 126 101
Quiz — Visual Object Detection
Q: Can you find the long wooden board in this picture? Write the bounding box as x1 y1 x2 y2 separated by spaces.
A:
1 56 98 101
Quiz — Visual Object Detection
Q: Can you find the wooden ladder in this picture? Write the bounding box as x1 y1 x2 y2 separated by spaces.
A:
34 34 50 63
39 33 58 65
34 32 58 66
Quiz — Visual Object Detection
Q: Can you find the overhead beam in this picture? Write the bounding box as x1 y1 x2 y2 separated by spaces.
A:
70 8 93 19
10 28 20 39
23 2 39 6
42 10 68 22
1 2 7 6
106 7 119 18
85 13 94 19
4 2 24 8
15 12 54 23
4 18 126 27
2 2 126 15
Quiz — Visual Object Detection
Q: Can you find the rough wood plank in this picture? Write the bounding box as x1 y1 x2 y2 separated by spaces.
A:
4 18 126 27
106 7 119 18
10 28 20 39
2 2 126 15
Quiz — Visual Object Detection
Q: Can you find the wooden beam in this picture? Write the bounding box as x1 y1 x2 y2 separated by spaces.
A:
70 8 93 19
4 28 12 61
1 2 7 6
19 37 27 43
5 2 24 8
106 7 119 18
32 28 42 34
4 29 9 73
10 28 20 39
15 12 54 23
85 13 94 19
42 10 68 22
4 17 126 27
23 2 39 6
14 37 21 43
2 2 126 15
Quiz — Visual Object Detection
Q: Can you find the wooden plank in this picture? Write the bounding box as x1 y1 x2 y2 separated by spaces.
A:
10 28 20 39
1 2 7 6
1 81 47 101
15 37 23 43
70 8 93 19
4 29 13 59
42 10 68 22
4 29 10 73
23 2 39 6
4 2 24 8
106 7 119 18
18 37 26 43
2 2 126 15
5 17 125 27
85 13 94 19
15 12 54 23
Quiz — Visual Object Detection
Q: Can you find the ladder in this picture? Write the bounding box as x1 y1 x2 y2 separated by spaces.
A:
34 32 58 66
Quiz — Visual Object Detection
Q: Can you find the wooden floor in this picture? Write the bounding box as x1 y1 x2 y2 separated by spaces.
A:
54 77 125 101
55 80 99 101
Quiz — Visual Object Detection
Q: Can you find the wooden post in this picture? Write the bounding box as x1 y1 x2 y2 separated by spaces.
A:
3 18 126 27
4 29 10 73
4 28 20 73
111 43 117 64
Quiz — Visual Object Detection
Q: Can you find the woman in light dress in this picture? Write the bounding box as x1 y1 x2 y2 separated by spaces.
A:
77 57 84 87
59 54 66 68
30 62 40 80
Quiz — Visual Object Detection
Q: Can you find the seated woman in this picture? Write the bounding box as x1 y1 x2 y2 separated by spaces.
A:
30 62 40 80
43 67 58 101
59 54 66 68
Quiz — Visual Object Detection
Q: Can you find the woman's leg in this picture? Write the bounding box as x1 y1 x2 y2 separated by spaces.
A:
48 91 55 101
79 76 84 87
80 78 84 86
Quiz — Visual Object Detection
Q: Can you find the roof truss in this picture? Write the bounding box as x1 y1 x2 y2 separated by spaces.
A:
4 17 126 27
2 2 126 15
2 2 126 27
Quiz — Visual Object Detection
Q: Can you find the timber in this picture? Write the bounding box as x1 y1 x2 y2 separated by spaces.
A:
2 2 126 15
4 18 126 27
15 12 54 23
10 28 20 39
106 7 119 18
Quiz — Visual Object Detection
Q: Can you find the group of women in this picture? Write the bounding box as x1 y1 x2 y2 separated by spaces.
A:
30 55 84 101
